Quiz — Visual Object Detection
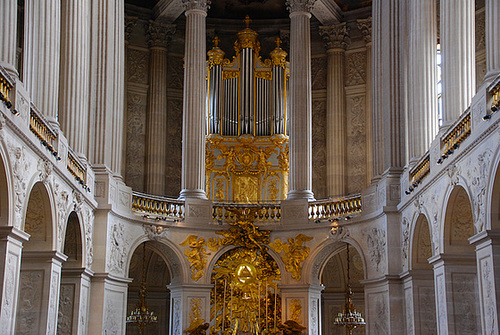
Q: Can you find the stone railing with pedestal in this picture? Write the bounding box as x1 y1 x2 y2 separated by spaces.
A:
132 192 185 219
212 202 282 223
308 194 362 221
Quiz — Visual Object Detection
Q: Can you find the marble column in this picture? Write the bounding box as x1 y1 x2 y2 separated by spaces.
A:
371 0 406 176
0 227 29 335
357 17 372 184
440 0 475 125
15 251 67 334
88 0 125 176
470 231 500 334
286 0 316 201
145 20 175 195
179 0 210 200
485 0 500 82
430 253 481 334
0 0 18 77
24 0 61 125
319 23 350 197
59 0 90 158
408 0 438 161
58 268 93 335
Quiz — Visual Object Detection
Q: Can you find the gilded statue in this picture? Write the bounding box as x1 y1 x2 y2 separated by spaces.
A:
269 234 313 281
180 235 210 281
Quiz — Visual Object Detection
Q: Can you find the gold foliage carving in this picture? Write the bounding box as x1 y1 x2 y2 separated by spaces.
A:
269 234 313 281
290 299 302 322
255 71 272 80
222 70 239 80
180 235 210 281
185 298 208 335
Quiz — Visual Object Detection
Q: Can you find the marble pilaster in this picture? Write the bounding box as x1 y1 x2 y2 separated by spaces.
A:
145 20 175 195
24 0 61 125
408 0 438 161
89 0 125 176
15 251 67 335
402 270 437 335
485 0 500 82
0 0 18 77
179 0 210 200
286 0 316 201
58 268 93 335
430 253 481 334
279 284 323 335
168 284 212 335
319 23 349 197
0 227 29 335
59 0 90 157
357 17 372 184
440 0 475 125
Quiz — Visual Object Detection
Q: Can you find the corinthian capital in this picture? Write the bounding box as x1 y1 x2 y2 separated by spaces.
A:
356 17 372 44
286 0 317 13
182 0 211 12
319 23 350 50
125 16 138 42
147 19 176 48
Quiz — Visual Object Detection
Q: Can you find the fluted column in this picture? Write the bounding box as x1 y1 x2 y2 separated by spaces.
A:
24 0 61 125
89 0 125 176
408 0 438 160
286 0 316 201
357 17 372 183
485 0 500 82
0 0 18 76
145 20 175 195
59 0 90 157
179 0 210 200
319 23 349 197
440 0 475 125
371 0 406 176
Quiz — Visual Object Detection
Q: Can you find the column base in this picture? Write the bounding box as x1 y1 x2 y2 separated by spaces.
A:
287 189 315 201
178 188 207 200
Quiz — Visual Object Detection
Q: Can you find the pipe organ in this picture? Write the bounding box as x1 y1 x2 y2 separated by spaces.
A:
205 17 290 203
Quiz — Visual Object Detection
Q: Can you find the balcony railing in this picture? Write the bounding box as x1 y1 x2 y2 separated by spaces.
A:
30 106 58 155
132 192 185 219
442 109 471 156
308 194 362 221
212 202 281 223
0 68 13 109
409 153 430 187
67 148 87 185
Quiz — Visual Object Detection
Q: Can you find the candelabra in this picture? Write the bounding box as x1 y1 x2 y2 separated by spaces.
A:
126 242 158 334
333 243 365 335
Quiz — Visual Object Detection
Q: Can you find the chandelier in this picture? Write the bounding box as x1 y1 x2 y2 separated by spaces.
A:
333 243 365 334
126 242 158 334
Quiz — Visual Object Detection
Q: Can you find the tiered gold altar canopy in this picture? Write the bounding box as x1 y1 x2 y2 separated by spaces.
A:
205 17 290 203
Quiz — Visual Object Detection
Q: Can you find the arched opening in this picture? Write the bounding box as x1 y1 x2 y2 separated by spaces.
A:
321 244 365 335
405 214 437 334
126 242 171 335
16 182 66 334
0 153 9 226
490 161 500 230
434 186 480 333
57 211 91 334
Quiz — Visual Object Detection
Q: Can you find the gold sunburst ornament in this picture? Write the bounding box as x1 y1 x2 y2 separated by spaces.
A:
126 242 158 334
333 243 365 334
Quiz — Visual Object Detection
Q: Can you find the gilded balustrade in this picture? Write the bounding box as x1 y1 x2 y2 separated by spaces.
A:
442 110 471 154
308 194 362 221
0 68 13 108
409 153 430 186
67 149 86 184
489 77 500 112
132 192 185 219
30 107 58 153
212 202 281 222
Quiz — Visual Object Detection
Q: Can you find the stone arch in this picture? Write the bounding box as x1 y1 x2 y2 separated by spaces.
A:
127 240 171 335
62 211 84 267
127 237 186 285
23 181 54 251
489 151 500 231
410 214 433 271
0 147 11 226
443 185 475 254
